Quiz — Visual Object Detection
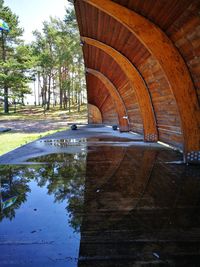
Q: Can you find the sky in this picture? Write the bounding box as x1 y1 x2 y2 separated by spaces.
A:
4 0 70 43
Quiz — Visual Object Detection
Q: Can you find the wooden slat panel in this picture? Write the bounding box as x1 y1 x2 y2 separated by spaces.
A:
137 55 182 142
112 0 192 31
168 10 200 103
75 0 200 158
101 97 119 125
84 44 144 134
88 104 102 124
82 39 157 140
159 129 184 149
77 1 151 66
86 73 119 126
86 68 129 131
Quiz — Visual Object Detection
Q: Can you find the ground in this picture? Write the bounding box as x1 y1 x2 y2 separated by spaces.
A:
0 104 88 155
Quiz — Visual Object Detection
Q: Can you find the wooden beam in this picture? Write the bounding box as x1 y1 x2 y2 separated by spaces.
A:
86 68 129 132
82 37 158 141
82 0 200 162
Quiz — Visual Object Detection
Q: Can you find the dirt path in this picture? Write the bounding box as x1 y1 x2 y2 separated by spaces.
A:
0 105 88 133
0 119 69 133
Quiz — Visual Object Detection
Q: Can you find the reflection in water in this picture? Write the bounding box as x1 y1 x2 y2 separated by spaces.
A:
0 165 31 221
79 147 200 267
0 152 86 232
0 143 200 266
0 153 86 267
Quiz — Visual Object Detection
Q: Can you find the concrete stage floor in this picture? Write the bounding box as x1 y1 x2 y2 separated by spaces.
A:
0 125 164 165
0 125 200 267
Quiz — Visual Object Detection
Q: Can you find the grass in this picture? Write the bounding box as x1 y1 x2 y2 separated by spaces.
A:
0 104 88 122
0 103 88 156
0 128 66 156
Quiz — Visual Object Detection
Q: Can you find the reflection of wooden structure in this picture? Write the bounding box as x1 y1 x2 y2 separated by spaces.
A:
79 146 200 266
74 0 200 163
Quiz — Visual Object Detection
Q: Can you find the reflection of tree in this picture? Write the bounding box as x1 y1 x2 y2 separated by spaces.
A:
0 165 31 221
0 153 86 232
30 153 86 232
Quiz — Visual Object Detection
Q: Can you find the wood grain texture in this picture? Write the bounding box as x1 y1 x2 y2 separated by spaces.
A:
74 0 200 161
82 0 200 156
86 68 129 132
75 1 183 146
88 103 103 124
82 37 158 141
82 43 144 134
112 0 193 31
86 73 119 126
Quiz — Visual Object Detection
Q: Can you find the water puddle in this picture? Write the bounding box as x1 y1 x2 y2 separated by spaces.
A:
0 142 200 266
38 136 144 148
0 154 85 266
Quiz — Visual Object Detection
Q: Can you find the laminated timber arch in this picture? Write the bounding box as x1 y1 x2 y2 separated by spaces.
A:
83 43 144 135
81 0 200 163
86 68 129 132
82 37 158 142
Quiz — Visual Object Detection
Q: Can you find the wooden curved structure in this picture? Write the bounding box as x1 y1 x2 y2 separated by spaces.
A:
84 42 144 135
74 0 200 163
83 37 157 140
87 73 119 125
88 103 102 124
86 68 129 131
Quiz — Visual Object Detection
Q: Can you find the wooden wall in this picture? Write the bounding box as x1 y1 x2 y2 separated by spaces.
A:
84 44 143 133
87 73 119 125
74 0 200 162
88 104 102 124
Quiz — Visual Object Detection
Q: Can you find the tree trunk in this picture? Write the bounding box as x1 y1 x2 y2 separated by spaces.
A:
2 31 9 113
4 87 9 113
78 59 81 112
46 75 51 110
37 71 41 105
78 91 80 112
68 87 71 113
42 74 47 108
59 67 63 109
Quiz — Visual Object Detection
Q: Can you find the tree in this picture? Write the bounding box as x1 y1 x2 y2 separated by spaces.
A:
0 0 32 113
0 165 31 221
32 19 61 110
31 4 86 112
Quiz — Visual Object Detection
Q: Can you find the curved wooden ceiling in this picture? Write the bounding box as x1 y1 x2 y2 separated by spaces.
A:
74 0 200 163
86 73 119 125
86 68 129 131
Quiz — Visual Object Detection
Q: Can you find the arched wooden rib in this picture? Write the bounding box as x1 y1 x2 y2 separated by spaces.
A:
82 37 158 142
82 0 200 162
88 103 103 124
86 68 129 132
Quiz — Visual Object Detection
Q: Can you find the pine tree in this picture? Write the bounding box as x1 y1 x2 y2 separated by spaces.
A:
31 3 86 112
0 0 32 113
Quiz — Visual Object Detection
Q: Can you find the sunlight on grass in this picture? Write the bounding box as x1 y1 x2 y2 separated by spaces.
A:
0 128 66 156
0 104 88 122
0 103 88 156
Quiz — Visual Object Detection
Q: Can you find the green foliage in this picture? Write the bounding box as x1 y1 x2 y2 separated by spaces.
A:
0 0 86 113
0 0 23 42
0 165 31 221
0 153 86 232
31 6 86 111
0 0 33 112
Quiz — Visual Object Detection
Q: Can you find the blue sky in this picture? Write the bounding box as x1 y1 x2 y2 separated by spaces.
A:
4 0 70 43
